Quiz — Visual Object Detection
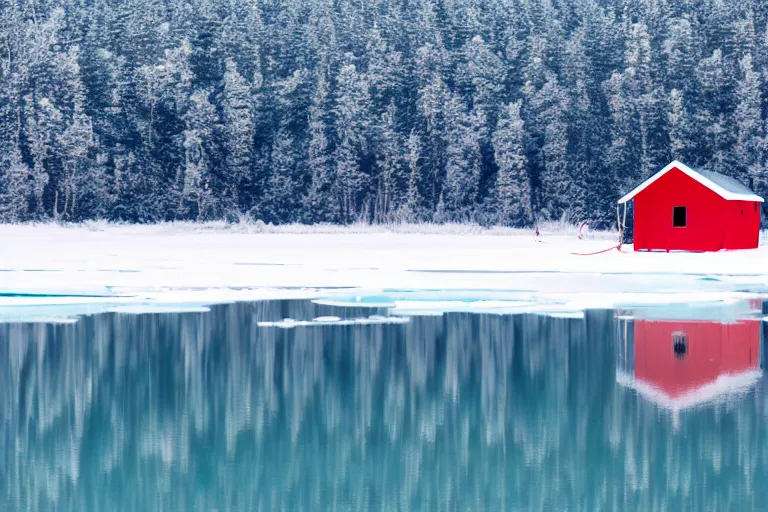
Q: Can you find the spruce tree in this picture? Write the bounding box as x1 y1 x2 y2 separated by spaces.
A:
221 58 254 209
0 145 31 222
492 101 531 227
441 94 484 221
303 69 336 223
734 53 764 189
402 131 426 222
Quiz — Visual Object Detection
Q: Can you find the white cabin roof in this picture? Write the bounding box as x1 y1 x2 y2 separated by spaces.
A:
618 160 764 204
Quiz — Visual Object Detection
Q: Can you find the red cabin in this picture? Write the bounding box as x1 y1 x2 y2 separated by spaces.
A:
618 161 764 252
616 302 763 411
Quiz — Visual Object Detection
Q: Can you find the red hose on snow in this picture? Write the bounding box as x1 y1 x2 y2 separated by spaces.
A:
570 243 624 256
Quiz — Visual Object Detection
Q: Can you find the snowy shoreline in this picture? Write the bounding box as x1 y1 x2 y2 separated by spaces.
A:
1 223 767 321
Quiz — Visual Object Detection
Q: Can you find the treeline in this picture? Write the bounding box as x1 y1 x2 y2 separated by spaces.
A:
1 0 768 226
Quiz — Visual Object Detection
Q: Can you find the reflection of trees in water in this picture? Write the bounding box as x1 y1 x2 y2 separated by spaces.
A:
0 303 766 510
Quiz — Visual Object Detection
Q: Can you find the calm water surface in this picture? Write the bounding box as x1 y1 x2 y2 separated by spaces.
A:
1 300 767 511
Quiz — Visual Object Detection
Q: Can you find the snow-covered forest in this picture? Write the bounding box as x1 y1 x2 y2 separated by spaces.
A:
0 0 766 227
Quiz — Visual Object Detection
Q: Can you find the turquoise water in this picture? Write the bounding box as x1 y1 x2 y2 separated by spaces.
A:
0 300 766 511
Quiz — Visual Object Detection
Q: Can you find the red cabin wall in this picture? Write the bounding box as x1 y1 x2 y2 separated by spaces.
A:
722 200 761 250
631 167 761 252
633 168 727 252
633 320 761 398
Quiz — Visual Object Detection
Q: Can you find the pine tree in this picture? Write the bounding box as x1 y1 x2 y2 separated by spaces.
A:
55 47 95 220
180 89 218 220
562 27 597 222
335 135 365 224
373 102 404 222
262 128 300 224
695 49 733 175
539 80 570 221
401 131 426 222
603 71 632 194
622 22 661 184
440 94 484 221
221 58 254 209
492 101 531 227
668 88 692 162
303 69 336 223
365 24 401 111
663 17 697 91
333 62 371 223
23 96 59 218
460 35 504 115
414 45 450 212
733 53 764 189
0 145 31 222
524 70 570 221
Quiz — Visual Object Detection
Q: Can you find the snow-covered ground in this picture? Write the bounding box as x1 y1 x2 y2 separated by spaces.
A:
1 223 767 321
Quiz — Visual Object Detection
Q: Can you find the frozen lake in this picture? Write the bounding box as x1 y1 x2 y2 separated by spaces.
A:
2 224 768 319
1 299 767 510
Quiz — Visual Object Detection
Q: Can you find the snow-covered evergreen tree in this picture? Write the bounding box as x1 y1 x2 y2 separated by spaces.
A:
303 69 336 223
492 101 531 227
461 35 504 115
734 53 764 189
440 94 484 221
402 131 426 222
333 62 371 223
373 102 404 222
221 58 254 209
0 145 31 222
180 89 217 220
668 88 692 162
23 96 59 218
262 127 300 224
695 49 734 176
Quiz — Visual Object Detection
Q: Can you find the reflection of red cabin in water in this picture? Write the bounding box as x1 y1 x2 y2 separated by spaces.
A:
616 302 763 410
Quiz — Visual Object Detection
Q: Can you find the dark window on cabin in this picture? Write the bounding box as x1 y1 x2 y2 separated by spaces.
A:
672 332 688 359
672 206 687 227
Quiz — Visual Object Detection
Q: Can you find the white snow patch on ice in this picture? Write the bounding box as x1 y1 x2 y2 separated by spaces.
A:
257 316 410 328
109 305 212 315
0 316 81 324
538 311 586 319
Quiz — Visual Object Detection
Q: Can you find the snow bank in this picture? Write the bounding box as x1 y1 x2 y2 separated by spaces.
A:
0 224 766 319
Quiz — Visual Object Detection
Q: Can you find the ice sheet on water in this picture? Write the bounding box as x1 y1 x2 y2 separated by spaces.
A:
257 315 410 328
0 274 765 323
0 287 123 298
310 287 768 321
630 299 762 323
313 289 602 319
109 305 212 315
0 286 324 322
313 289 544 315
0 316 80 324
0 299 215 322
541 311 586 319
312 297 397 308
